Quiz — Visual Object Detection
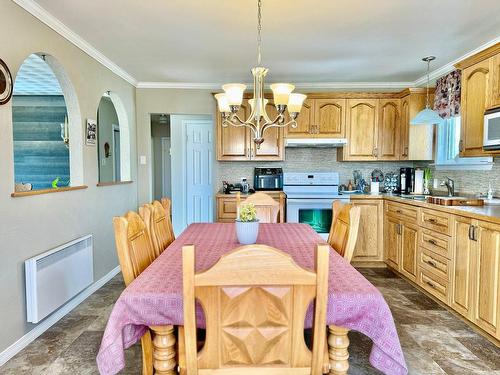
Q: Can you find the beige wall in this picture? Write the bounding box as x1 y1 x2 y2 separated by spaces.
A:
97 97 119 182
135 89 215 204
0 2 137 352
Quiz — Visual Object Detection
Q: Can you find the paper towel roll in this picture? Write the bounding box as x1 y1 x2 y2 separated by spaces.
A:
414 170 424 194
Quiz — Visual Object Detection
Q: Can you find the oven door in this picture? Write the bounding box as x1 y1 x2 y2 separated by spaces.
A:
286 198 339 239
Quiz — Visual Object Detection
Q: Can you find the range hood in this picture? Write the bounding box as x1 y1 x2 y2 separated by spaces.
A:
285 138 348 148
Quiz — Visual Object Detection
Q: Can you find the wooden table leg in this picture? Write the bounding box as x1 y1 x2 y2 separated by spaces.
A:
328 325 350 375
150 325 177 375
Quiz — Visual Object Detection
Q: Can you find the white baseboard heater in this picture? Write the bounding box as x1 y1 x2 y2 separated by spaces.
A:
25 235 94 323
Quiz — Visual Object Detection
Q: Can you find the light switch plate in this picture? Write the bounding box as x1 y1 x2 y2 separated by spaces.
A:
140 155 147 165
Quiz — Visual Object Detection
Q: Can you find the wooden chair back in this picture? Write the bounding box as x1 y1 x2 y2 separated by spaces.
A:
236 192 280 223
182 244 329 375
113 210 156 375
139 200 175 258
113 211 156 286
327 201 361 263
160 197 176 240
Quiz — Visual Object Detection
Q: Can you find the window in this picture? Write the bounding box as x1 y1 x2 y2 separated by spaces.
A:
12 53 82 191
96 92 131 184
435 116 493 170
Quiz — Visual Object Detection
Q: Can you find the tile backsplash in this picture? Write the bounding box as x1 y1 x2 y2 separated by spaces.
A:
217 148 412 190
417 157 500 197
217 149 499 197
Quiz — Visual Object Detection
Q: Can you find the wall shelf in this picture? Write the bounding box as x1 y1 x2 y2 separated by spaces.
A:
11 185 88 198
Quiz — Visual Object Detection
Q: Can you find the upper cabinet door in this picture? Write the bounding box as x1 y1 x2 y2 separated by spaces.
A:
378 99 401 160
400 96 410 159
252 101 284 160
460 60 490 157
314 99 346 138
343 99 378 160
217 100 250 161
285 99 313 138
488 55 500 109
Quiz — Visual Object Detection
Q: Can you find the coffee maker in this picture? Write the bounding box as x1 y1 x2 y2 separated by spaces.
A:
399 167 415 194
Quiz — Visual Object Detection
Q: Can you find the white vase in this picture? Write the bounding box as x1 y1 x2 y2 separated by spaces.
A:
235 220 260 245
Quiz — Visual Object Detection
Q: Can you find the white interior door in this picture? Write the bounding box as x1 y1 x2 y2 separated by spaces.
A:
186 121 213 225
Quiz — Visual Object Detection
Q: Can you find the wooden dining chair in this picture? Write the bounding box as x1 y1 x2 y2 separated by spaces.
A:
236 192 280 223
113 211 156 375
179 243 330 375
139 200 175 258
327 201 361 263
160 197 176 240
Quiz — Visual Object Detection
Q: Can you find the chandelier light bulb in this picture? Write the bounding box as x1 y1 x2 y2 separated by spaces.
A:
288 93 307 114
270 83 295 106
222 84 246 106
214 93 230 113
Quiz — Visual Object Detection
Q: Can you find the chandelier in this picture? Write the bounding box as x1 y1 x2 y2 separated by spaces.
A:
215 0 306 148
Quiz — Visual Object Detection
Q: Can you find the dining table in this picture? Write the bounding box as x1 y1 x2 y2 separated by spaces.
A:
97 223 408 375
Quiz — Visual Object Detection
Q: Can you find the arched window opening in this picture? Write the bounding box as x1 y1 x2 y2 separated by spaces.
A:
12 53 82 192
97 92 131 183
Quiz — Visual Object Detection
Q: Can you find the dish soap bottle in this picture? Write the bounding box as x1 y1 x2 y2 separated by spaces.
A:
487 182 494 200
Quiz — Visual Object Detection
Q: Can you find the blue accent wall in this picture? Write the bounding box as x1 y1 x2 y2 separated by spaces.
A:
12 95 70 190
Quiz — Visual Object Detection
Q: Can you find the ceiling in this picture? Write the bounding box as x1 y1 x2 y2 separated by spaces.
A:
13 53 63 95
16 0 500 87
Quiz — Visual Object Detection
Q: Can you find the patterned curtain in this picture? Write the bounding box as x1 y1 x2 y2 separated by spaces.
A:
433 70 461 119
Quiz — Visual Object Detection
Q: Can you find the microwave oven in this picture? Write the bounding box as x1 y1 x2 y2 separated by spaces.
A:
484 107 500 150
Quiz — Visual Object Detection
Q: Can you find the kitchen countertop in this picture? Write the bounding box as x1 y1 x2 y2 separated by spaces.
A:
349 193 500 225
216 191 286 198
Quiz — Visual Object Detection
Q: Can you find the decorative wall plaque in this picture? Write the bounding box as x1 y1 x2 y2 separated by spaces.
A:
0 58 13 105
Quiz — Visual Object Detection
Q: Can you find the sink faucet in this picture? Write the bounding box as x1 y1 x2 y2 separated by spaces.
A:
441 177 455 197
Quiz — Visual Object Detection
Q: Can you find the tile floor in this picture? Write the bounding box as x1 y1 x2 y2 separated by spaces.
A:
1 268 499 374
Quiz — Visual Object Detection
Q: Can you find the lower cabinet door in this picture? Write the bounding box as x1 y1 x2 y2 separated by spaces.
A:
400 222 419 281
385 216 400 269
473 221 500 338
450 217 475 319
351 200 383 262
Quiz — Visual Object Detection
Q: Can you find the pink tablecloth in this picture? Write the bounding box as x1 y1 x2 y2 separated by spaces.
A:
97 223 407 375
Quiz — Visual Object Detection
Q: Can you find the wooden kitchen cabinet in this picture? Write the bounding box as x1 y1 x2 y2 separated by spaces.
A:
400 221 419 281
285 98 345 138
460 59 491 157
216 192 286 223
341 99 379 161
489 53 500 109
216 99 284 161
400 90 435 160
377 99 401 160
351 199 384 264
473 220 500 337
450 216 475 318
384 215 400 269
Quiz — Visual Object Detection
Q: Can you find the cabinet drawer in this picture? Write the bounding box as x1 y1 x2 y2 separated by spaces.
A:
419 248 450 281
419 267 449 304
420 209 451 235
420 228 451 259
386 202 418 221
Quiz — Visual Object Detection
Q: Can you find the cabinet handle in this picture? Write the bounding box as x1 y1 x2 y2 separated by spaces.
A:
397 223 402 235
472 225 478 241
373 147 378 157
468 225 474 240
459 140 464 152
426 260 437 268
396 209 403 214
403 146 409 156
427 239 438 246
426 280 435 288
427 218 437 224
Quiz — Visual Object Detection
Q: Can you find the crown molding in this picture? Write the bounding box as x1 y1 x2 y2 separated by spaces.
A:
136 81 414 90
12 0 138 86
10 1 500 91
413 35 500 86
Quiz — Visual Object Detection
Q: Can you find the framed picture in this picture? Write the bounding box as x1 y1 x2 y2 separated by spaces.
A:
0 58 13 105
86 119 97 145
